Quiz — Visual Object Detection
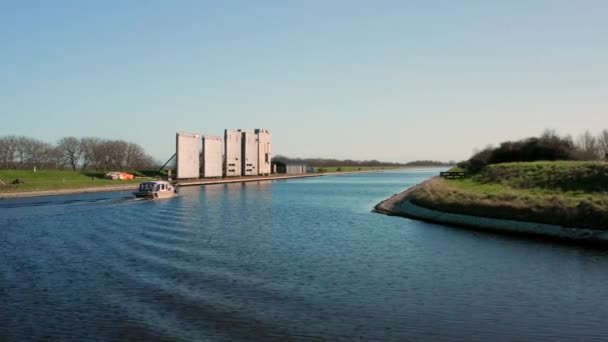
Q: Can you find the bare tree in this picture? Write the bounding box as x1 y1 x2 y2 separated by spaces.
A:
86 139 128 170
81 138 152 171
80 137 100 171
13 136 31 168
0 136 18 169
57 137 82 171
91 138 111 170
577 131 601 160
1 135 156 171
540 129 559 141
23 139 60 169
104 140 128 170
2 136 41 169
598 129 608 160
124 142 157 169
47 146 64 169
125 142 144 168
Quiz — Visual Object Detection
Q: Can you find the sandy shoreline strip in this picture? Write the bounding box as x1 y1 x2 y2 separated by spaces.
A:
374 180 608 244
0 170 384 199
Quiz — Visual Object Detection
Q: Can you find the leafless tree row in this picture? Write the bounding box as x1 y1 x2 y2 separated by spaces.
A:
0 135 158 171
577 129 608 160
0 136 61 170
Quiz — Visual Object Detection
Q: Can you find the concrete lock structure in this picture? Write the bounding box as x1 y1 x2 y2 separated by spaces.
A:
271 161 306 174
286 164 306 174
177 128 272 178
256 129 271 175
201 136 222 178
224 129 242 177
176 132 201 179
241 131 258 176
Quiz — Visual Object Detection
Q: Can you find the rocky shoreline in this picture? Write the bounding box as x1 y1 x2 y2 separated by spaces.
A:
374 180 608 244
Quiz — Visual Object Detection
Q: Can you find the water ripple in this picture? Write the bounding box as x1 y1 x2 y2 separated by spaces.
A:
4 170 608 341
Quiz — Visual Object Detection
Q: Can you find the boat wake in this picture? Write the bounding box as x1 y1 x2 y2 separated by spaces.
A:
0 196 136 209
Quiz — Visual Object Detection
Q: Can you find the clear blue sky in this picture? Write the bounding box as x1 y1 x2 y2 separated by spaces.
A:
1 1 607 162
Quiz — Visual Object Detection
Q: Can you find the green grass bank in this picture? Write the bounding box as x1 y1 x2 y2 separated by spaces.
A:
0 167 397 196
388 161 608 230
0 170 153 193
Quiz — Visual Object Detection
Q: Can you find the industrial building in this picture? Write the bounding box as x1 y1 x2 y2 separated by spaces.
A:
256 129 272 175
224 129 242 177
176 132 201 179
175 128 272 179
201 136 222 178
271 161 307 174
241 131 259 176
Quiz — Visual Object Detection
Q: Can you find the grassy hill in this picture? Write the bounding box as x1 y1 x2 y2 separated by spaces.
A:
471 161 608 192
408 161 608 229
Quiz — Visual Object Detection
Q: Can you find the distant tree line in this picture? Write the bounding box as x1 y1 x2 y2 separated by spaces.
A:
459 129 608 171
272 156 453 167
0 135 158 171
403 160 455 167
272 156 404 167
272 155 401 167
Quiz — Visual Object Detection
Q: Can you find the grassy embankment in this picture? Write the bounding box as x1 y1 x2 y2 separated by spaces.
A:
0 166 394 193
408 161 608 230
0 170 161 193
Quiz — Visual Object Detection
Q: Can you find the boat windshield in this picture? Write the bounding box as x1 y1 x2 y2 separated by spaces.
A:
139 183 157 191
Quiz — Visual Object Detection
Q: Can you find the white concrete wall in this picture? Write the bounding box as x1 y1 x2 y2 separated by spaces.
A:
255 129 272 175
241 132 258 176
224 129 242 177
176 132 201 179
202 136 222 178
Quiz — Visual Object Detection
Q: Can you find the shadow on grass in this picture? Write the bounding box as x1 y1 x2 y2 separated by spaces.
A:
82 172 106 179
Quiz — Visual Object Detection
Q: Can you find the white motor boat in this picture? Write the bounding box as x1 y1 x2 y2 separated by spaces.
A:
133 180 177 199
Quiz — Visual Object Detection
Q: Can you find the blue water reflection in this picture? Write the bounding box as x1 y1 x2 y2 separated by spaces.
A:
2 169 608 341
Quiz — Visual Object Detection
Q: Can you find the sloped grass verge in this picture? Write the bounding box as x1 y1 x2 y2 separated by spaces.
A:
408 162 608 230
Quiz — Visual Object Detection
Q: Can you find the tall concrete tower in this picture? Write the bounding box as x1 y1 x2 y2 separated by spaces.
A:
241 131 258 176
224 129 242 177
176 132 201 179
201 136 222 178
255 129 271 175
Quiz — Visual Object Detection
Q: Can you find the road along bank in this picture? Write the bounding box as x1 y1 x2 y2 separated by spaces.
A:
374 178 608 244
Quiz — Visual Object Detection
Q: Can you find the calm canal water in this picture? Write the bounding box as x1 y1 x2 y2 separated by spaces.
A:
2 169 608 341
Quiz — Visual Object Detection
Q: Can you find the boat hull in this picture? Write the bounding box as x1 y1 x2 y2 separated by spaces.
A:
133 190 177 199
